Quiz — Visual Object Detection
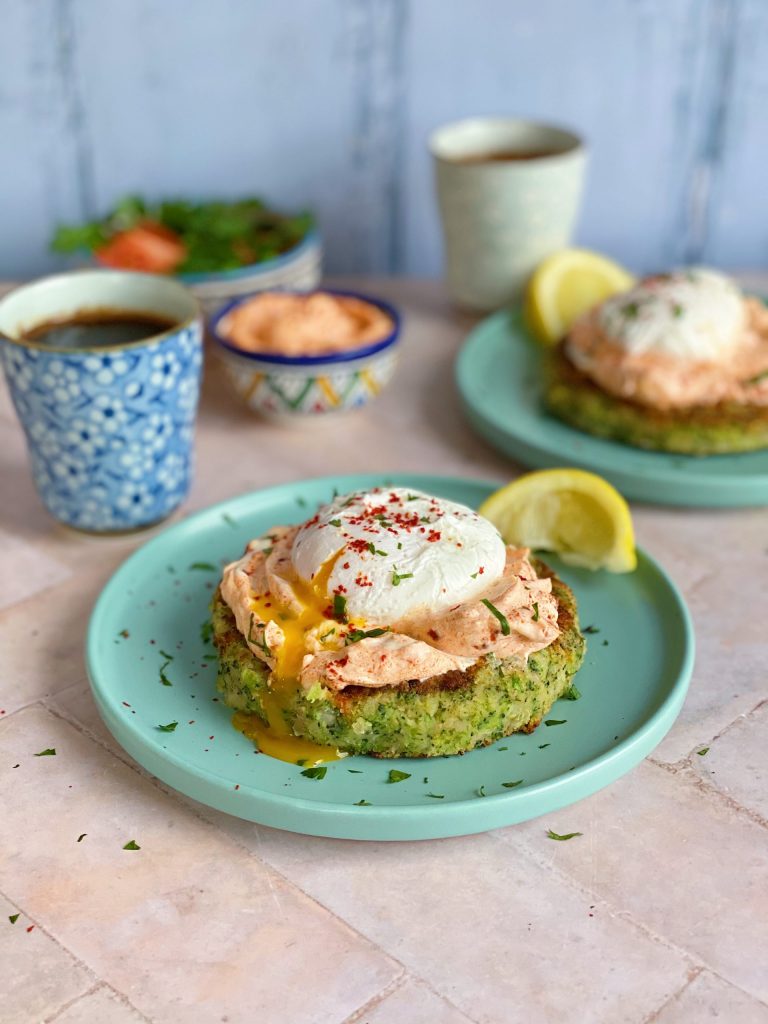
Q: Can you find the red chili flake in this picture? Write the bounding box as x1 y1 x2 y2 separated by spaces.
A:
209 736 215 740
149 639 156 645
355 575 373 588
388 493 401 504
234 784 240 790
26 925 34 933
333 584 347 594
427 530 441 542
479 566 485 574
380 654 388 661
188 720 195 724
1 709 6 714
427 629 439 641
347 538 371 554
337 656 349 667
342 561 350 569
122 701 131 708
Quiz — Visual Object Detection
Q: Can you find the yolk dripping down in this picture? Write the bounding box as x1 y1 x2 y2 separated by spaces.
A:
233 551 354 766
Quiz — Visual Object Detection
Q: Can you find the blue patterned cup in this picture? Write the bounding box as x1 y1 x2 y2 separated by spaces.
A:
0 270 203 532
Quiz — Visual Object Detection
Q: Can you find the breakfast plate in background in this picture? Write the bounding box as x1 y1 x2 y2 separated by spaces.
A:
86 474 693 841
457 310 768 508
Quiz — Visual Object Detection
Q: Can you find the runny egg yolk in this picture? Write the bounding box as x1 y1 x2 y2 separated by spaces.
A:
233 551 354 766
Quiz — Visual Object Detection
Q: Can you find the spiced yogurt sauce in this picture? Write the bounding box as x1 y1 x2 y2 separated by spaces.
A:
216 291 394 358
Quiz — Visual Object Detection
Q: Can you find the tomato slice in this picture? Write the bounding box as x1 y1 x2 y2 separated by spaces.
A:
95 222 187 274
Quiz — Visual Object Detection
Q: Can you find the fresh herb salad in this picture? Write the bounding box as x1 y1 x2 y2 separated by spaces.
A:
52 195 314 275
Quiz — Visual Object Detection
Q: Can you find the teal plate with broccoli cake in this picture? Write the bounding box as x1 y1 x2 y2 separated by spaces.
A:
86 473 694 841
457 309 768 507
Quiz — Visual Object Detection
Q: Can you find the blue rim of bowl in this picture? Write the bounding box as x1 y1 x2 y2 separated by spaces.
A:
177 230 321 284
208 287 402 367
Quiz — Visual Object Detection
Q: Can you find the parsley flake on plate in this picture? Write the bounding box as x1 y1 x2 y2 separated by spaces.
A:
546 829 582 841
189 562 217 571
300 766 327 780
159 661 173 687
157 721 178 733
545 719 566 727
123 840 141 850
8 914 19 924
354 799 372 806
502 780 524 788
34 748 56 757
583 624 600 634
562 684 581 701
697 747 710 756
426 792 444 799
387 769 411 784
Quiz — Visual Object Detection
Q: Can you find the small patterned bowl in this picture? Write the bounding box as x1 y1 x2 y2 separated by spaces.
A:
178 231 322 316
209 288 401 419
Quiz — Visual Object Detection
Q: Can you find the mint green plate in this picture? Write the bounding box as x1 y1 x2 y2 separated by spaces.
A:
86 473 694 841
457 310 768 507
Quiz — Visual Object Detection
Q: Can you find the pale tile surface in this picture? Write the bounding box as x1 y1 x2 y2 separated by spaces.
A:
653 972 768 1024
0 895 93 1024
2 277 768 1024
689 702 768 821
50 985 148 1024
360 979 474 1024
217 823 691 1024
502 761 768 1002
0 706 400 1024
0 531 71 612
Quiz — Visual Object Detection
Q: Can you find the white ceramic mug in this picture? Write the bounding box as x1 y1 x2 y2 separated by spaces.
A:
431 117 587 311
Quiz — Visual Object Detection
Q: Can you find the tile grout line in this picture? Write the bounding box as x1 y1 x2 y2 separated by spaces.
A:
339 973 409 1024
650 755 768 831
43 982 153 1024
639 968 703 1024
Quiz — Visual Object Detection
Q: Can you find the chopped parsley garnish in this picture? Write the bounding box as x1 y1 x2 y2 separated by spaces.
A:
697 747 710 756
300 766 327 780
583 624 600 634
189 562 217 571
476 785 486 798
77 834 87 843
295 759 307 766
391 570 414 586
673 303 684 318
222 513 237 527
159 649 174 661
35 748 56 757
123 840 141 850
247 614 271 658
502 780 524 788
481 598 510 636
545 719 566 726
8 914 19 924
407 494 420 501
562 685 581 701
354 799 372 806
498 746 508 751
295 496 307 507
203 653 217 660
347 769 363 773
345 627 389 645
602 639 609 646
538 743 551 749
367 543 387 556
470 572 478 579
200 621 214 644
387 769 411 784
426 792 445 799
546 829 582 841
622 301 640 319
329 519 342 527
118 629 129 639
745 368 768 386
157 721 178 732
159 661 173 686
532 602 540 622
333 593 348 620
319 628 336 642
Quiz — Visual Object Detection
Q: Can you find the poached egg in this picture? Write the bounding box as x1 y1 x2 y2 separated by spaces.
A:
291 487 507 624
597 268 745 361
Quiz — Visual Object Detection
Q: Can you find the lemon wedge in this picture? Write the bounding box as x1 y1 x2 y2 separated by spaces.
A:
479 469 637 573
524 248 635 345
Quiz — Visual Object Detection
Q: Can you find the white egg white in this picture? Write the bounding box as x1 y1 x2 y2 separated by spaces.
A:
291 487 506 624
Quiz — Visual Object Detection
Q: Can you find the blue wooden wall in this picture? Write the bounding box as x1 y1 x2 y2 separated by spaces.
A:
1 0 766 279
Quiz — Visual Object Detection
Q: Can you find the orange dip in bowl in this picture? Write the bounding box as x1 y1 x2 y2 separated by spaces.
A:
216 291 395 358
